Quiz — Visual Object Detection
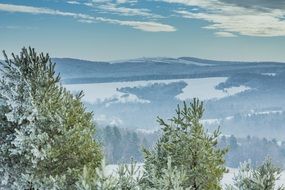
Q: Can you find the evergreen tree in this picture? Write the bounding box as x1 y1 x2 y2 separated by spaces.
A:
226 159 284 190
112 126 123 162
143 99 228 189
103 126 115 163
229 135 238 150
76 160 141 190
0 48 47 189
0 47 102 189
76 161 117 190
128 132 142 162
140 157 189 190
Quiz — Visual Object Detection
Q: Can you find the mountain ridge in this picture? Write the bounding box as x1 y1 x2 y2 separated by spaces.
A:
53 57 285 84
53 57 285 65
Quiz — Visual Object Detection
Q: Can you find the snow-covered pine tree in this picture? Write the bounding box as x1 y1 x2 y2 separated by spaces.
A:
0 49 48 189
142 99 228 189
76 157 192 190
140 157 189 190
226 159 285 190
76 160 141 190
0 47 102 189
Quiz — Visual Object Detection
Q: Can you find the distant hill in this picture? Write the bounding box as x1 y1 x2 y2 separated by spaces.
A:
53 57 285 84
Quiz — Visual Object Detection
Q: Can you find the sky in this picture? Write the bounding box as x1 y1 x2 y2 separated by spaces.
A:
0 0 285 62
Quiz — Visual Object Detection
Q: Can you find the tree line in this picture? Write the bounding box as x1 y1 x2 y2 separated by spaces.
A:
97 125 285 169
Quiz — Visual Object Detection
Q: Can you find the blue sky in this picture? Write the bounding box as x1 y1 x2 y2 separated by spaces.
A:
0 0 285 62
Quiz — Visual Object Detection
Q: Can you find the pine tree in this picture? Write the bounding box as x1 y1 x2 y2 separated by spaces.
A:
0 48 47 189
143 99 228 189
76 160 141 190
140 157 189 190
226 159 285 190
0 47 102 189
76 161 117 190
112 126 122 163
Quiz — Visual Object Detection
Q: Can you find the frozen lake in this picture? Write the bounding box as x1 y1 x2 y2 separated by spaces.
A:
65 77 250 104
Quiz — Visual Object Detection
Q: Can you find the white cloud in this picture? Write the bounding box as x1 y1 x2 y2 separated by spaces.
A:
162 0 285 37
98 3 162 18
86 1 162 18
67 1 81 5
91 0 137 4
116 0 137 4
96 17 176 32
215 31 237 37
0 3 94 20
0 3 175 32
83 2 93 6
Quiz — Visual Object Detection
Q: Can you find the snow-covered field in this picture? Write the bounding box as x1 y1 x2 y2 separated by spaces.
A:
65 77 250 104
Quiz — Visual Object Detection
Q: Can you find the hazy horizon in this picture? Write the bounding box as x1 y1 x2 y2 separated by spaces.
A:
2 53 285 63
